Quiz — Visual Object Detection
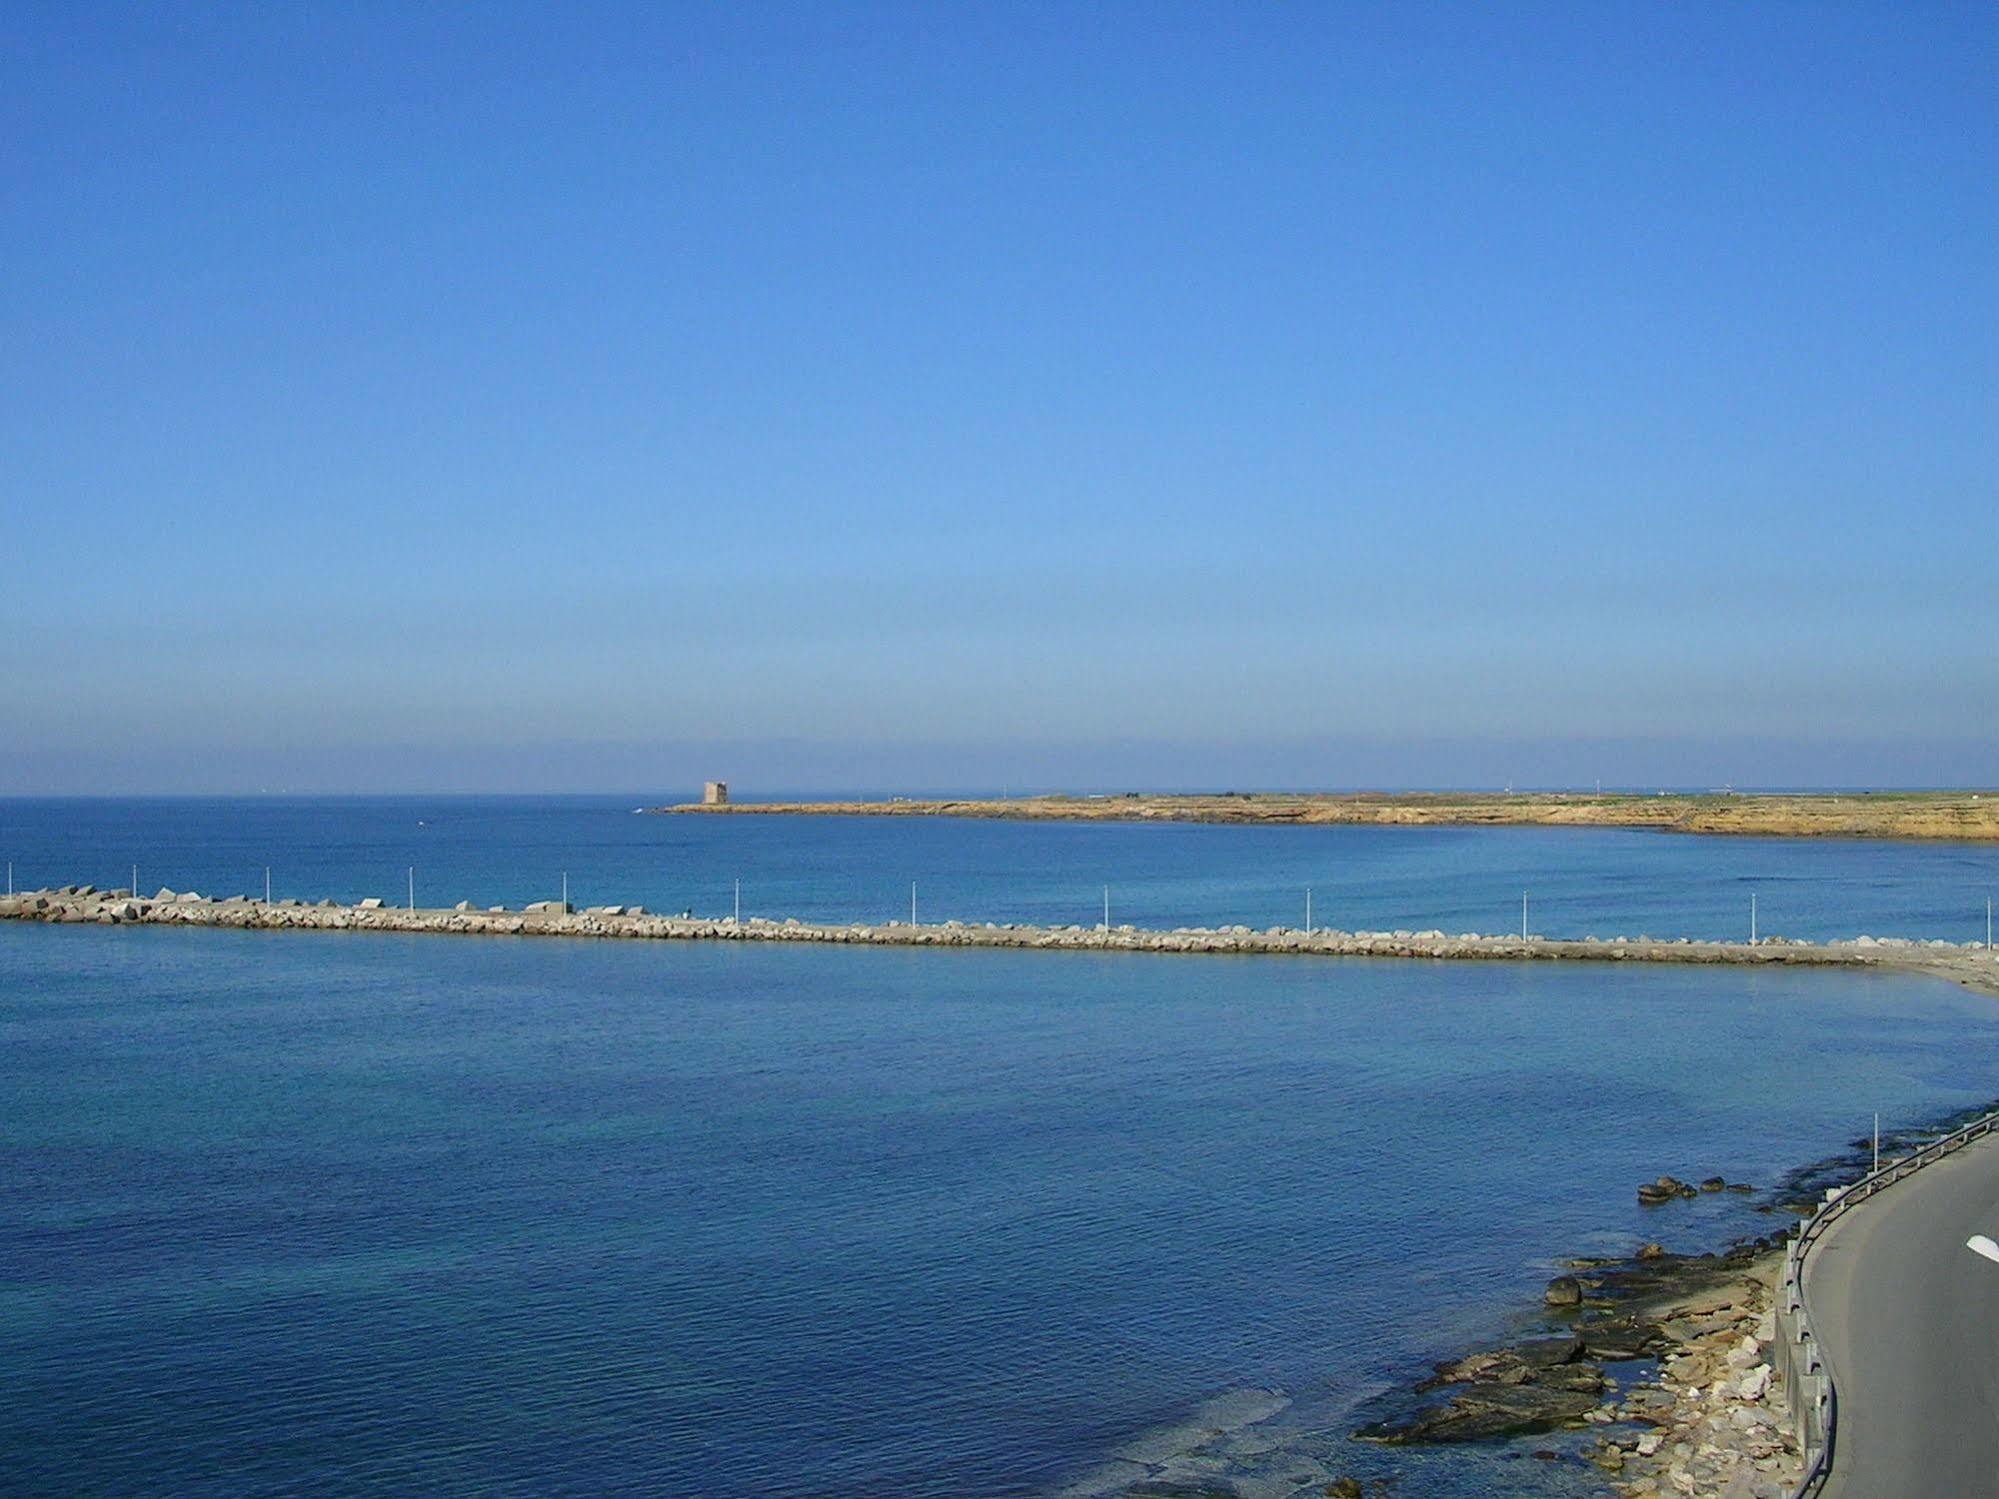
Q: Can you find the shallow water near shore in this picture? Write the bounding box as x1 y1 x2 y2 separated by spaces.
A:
5 913 1998 1496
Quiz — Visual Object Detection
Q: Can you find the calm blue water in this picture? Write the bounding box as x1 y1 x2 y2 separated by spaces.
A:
3 794 1997 942
4 800 1999 1496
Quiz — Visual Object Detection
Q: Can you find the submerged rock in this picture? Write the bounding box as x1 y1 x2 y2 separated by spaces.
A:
1356 1382 1603 1444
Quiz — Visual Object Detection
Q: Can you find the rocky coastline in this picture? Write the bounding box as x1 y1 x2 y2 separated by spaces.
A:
1346 1107 1999 1499
1353 1228 1803 1498
4 885 1997 1002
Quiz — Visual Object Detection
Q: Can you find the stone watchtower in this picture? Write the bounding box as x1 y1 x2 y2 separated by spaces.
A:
703 781 729 806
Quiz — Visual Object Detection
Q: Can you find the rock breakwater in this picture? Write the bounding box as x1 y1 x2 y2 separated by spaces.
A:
5 885 1998 997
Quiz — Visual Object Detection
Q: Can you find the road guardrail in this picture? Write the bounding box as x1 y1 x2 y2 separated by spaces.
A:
1776 1106 1999 1496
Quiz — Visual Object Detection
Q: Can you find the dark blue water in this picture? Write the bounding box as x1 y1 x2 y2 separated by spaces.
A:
4 800 1999 1496
3 794 1997 943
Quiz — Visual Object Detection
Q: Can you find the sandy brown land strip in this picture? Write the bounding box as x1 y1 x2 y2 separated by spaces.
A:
650 791 1999 842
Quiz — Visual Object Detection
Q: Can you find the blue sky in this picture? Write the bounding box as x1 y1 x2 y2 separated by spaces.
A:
2 2 1993 793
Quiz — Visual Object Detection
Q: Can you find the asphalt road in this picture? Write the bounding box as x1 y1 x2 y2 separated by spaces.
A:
1807 1135 1999 1498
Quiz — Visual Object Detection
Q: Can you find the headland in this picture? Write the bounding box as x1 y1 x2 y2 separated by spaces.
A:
648 790 1999 842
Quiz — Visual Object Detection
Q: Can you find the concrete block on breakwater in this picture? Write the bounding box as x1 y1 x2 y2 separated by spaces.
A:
4 885 1998 996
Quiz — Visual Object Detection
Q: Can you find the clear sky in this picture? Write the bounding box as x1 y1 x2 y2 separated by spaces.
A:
3 2 1993 794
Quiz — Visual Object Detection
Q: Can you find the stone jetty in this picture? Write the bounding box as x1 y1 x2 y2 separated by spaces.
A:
4 884 1998 995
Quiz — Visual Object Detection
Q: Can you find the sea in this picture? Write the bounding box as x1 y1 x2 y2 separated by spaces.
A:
4 795 1999 1497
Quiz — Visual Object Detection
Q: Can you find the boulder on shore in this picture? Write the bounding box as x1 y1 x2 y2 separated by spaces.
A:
1544 1275 1584 1307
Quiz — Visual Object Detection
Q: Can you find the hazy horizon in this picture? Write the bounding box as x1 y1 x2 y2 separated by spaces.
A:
4 5 1993 794
3 736 1994 799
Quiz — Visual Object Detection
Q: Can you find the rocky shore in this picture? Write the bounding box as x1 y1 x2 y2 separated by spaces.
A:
1586 1247 1801 1499
1349 1102 1999 1499
5 885 1998 1001
1354 1227 1804 1498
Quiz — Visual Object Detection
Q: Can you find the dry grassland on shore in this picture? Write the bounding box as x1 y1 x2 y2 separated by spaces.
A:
657 790 1999 842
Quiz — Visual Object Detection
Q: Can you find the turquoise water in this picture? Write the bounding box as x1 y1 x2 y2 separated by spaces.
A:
5 799 1999 1495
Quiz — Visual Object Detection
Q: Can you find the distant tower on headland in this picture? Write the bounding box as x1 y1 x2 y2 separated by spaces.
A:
703 781 729 805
